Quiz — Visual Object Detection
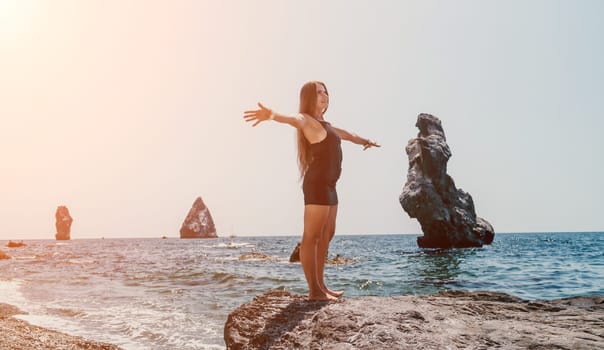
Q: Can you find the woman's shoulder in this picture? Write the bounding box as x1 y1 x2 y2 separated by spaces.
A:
297 113 320 128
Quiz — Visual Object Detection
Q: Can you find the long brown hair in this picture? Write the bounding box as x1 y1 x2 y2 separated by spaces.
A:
296 81 329 179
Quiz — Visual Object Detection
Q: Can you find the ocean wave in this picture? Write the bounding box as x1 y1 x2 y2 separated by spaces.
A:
0 279 29 309
14 255 37 260
45 307 86 318
212 272 237 283
356 279 384 290
67 259 95 265
200 242 256 249
1 233 602 349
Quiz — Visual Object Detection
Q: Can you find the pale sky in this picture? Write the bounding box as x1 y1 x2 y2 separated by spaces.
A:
1 0 603 239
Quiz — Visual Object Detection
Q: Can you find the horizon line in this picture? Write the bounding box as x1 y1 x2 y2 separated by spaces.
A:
1 231 603 241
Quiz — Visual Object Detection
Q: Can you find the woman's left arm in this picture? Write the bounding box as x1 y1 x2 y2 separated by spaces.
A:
332 126 381 150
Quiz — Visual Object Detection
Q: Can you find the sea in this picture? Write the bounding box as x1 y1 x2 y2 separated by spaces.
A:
1 232 603 349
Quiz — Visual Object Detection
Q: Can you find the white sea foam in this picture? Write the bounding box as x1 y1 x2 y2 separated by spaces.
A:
79 303 225 349
14 255 37 260
67 259 95 265
0 279 29 308
0 279 135 348
200 241 255 249
0 280 86 339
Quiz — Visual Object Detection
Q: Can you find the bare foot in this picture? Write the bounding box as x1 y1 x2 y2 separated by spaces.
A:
320 284 344 298
326 289 344 298
308 293 338 302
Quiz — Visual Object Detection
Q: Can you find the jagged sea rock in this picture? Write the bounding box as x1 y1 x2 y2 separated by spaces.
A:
55 206 73 240
400 114 494 248
224 289 604 350
180 196 217 239
289 242 301 262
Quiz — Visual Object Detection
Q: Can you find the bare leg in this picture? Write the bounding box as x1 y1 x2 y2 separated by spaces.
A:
301 205 337 301
317 205 344 298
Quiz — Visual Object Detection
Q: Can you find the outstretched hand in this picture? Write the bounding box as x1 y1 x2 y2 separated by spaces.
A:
363 140 381 150
243 102 272 127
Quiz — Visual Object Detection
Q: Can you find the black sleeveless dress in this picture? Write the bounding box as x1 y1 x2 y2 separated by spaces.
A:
303 120 343 205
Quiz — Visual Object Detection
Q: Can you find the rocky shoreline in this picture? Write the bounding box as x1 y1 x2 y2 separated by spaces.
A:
0 303 120 350
224 289 604 349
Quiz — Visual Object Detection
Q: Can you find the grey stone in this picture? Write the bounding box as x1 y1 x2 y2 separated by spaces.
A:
224 289 604 350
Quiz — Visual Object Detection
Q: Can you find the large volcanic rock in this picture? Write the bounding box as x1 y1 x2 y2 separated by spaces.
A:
224 289 604 350
180 196 217 239
55 206 73 240
400 114 494 248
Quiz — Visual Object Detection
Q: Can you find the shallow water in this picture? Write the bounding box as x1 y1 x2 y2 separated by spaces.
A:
1 232 602 349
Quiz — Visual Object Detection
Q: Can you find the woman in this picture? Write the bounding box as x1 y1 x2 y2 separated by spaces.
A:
244 81 380 301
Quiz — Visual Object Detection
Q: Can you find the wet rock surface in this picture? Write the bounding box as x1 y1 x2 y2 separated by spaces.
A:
400 114 494 248
224 289 604 350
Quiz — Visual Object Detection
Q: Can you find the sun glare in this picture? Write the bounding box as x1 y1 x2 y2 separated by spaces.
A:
0 0 37 38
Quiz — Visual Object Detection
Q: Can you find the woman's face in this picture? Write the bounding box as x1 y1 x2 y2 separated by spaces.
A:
316 83 329 112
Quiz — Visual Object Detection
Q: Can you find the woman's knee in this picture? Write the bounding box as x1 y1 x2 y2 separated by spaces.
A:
324 205 337 239
323 220 336 239
327 229 336 241
302 231 321 245
319 227 334 243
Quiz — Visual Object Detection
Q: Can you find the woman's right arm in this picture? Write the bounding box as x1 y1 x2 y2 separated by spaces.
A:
243 102 305 129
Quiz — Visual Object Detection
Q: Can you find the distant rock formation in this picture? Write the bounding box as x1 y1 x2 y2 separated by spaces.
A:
6 241 26 248
0 250 9 259
239 252 274 261
289 243 301 262
224 289 604 349
326 254 354 265
180 196 217 239
400 114 494 248
288 243 351 265
55 206 73 240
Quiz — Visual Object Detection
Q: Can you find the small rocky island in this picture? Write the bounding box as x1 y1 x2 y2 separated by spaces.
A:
400 114 494 248
180 196 218 239
55 205 73 240
224 289 604 349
